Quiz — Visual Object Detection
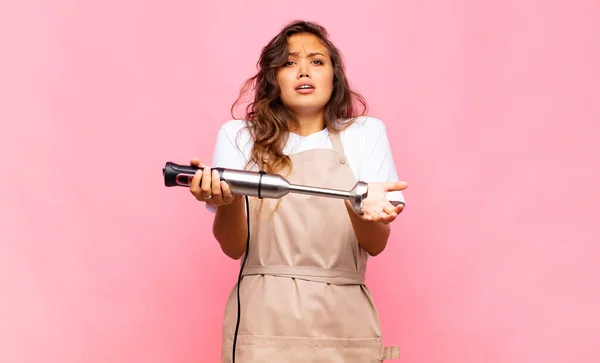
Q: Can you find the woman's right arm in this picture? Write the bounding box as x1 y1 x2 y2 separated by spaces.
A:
213 196 248 259
188 122 251 259
189 159 248 259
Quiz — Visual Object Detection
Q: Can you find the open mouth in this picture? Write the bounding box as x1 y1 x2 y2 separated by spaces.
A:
295 84 315 93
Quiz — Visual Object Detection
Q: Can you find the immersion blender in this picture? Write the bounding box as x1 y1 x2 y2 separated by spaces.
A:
162 161 370 215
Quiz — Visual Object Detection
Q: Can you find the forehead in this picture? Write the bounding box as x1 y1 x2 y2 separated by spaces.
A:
287 33 329 55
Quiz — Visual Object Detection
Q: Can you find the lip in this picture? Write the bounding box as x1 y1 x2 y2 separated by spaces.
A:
295 82 316 94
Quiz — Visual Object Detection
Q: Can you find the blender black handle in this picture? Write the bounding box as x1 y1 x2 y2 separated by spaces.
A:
163 161 225 187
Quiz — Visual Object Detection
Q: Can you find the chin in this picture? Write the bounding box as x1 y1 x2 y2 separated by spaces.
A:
285 99 328 112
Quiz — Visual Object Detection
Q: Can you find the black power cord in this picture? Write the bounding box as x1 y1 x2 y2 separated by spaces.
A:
231 194 249 363
232 171 264 363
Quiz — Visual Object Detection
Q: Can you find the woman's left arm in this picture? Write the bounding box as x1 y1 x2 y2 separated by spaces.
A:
346 205 390 256
346 118 407 256
345 182 406 256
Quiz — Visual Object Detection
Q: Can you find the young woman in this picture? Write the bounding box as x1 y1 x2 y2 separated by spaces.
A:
189 20 407 363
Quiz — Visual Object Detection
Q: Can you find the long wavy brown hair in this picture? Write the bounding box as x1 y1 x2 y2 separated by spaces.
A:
231 20 368 174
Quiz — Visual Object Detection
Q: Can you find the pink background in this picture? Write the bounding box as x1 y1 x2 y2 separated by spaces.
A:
2 1 599 362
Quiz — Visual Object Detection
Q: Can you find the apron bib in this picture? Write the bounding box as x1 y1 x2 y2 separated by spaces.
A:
220 131 400 362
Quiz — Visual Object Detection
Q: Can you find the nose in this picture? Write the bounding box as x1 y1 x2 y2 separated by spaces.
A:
297 61 310 79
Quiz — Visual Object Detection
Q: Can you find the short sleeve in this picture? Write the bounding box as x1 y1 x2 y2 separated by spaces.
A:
211 123 248 169
358 118 406 204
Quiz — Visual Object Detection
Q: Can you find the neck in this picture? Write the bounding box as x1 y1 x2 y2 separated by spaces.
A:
290 112 326 136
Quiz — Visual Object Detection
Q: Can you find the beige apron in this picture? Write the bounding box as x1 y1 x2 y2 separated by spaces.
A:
220 131 400 362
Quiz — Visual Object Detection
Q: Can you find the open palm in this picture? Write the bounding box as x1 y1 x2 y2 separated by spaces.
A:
354 181 408 224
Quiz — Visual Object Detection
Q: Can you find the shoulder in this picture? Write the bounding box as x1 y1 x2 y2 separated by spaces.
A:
216 119 252 147
343 115 387 132
218 119 248 136
340 116 389 141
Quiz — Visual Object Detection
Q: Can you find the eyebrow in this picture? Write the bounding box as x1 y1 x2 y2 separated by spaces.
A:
288 51 325 57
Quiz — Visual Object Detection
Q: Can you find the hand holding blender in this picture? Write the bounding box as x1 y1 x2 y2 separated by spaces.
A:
165 158 407 223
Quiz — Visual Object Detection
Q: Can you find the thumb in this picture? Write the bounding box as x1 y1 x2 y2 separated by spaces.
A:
385 181 408 192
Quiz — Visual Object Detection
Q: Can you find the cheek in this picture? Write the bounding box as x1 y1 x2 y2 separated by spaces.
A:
320 69 334 90
276 74 294 94
320 73 334 96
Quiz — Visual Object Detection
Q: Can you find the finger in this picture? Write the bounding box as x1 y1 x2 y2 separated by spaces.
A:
383 204 406 224
211 169 223 204
379 211 390 220
383 204 397 215
190 158 201 167
190 158 207 169
381 215 397 225
363 204 386 221
189 169 203 199
190 159 207 187
380 204 403 223
221 181 234 203
394 203 405 214
200 166 212 200
384 181 408 192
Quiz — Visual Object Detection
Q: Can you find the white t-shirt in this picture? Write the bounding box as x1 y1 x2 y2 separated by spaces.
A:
206 116 405 212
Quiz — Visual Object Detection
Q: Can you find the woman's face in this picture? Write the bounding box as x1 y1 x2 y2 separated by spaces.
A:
276 33 334 117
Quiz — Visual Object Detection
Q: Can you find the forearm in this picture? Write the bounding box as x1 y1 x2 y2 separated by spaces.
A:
212 196 248 259
345 203 391 256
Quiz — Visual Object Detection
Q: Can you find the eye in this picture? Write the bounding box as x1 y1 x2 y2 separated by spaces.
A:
284 61 295 66
312 60 323 65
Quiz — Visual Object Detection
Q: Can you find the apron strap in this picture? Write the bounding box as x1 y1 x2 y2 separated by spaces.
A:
381 345 400 360
329 131 348 164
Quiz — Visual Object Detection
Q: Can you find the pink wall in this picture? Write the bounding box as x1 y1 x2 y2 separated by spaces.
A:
2 1 599 362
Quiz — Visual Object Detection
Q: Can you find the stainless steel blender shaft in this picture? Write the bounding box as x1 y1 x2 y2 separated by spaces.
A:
220 168 369 215
288 184 350 199
163 162 371 215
